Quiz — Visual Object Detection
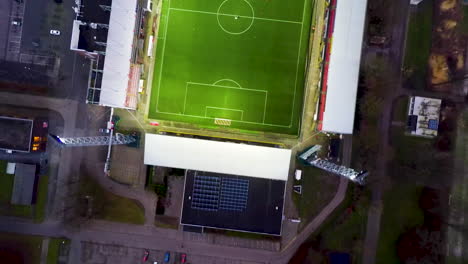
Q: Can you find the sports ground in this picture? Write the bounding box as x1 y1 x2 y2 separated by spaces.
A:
149 0 314 135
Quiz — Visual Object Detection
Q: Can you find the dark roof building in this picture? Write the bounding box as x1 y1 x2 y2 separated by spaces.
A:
181 170 286 236
11 163 37 205
0 116 49 153
0 116 33 152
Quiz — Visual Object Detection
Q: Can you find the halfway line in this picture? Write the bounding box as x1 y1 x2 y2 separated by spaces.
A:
170 7 302 25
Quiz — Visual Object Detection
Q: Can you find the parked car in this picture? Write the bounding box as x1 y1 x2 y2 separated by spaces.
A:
49 29 60 36
142 250 149 262
164 252 170 263
181 253 187 263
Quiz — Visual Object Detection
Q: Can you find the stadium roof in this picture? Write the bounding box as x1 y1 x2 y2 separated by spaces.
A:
11 163 37 205
99 0 138 109
181 170 285 235
320 0 367 134
144 134 291 181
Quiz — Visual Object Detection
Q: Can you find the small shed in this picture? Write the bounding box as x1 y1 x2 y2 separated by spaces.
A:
11 163 37 205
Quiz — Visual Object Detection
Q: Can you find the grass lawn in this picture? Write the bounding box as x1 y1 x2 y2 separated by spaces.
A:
320 186 369 263
34 175 49 223
0 160 14 203
46 238 69 264
292 166 340 231
0 160 48 222
404 0 433 90
392 96 409 123
304 185 370 263
149 0 313 135
461 5 468 34
376 184 425 264
80 176 145 225
0 232 43 264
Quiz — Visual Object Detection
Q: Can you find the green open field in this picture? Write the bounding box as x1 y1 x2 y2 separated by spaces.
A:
149 0 313 135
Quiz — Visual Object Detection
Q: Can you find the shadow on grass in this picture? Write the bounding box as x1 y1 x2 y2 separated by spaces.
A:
79 176 145 225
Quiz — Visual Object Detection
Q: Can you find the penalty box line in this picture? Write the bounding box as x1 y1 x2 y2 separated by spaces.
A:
156 110 290 128
205 106 244 121
183 81 268 123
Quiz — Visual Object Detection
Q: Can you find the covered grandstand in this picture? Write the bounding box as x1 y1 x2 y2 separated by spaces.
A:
317 0 368 134
144 134 291 235
70 0 144 109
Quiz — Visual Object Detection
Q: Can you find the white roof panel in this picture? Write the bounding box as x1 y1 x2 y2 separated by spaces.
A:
321 0 367 134
144 134 291 181
99 0 138 109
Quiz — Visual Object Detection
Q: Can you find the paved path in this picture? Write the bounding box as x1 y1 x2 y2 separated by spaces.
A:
40 238 50 264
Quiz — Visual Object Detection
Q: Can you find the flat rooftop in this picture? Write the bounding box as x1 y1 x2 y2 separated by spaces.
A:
181 170 285 235
11 163 37 205
144 134 291 181
74 0 111 53
0 116 33 152
407 96 441 137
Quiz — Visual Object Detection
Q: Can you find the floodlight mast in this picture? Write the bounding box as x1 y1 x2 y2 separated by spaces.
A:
298 145 368 185
49 134 136 147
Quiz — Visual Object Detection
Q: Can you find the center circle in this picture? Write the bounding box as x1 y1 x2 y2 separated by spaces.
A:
217 0 254 35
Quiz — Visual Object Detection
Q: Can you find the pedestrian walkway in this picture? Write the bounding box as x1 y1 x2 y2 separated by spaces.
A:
40 237 50 264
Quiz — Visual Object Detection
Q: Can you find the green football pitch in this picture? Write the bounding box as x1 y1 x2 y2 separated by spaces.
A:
149 0 313 135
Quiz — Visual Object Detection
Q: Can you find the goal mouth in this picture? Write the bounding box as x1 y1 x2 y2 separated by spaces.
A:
214 118 232 126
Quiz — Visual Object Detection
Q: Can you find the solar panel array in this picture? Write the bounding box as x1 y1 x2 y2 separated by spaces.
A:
219 177 249 211
191 174 249 212
191 175 220 211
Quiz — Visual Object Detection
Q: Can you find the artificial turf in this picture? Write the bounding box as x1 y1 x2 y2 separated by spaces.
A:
149 0 313 135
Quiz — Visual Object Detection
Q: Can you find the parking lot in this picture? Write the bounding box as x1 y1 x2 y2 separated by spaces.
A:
81 242 265 264
0 0 90 100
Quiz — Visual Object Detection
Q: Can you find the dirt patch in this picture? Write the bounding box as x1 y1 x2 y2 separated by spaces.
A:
440 0 456 11
429 54 450 84
456 53 464 70
428 0 467 92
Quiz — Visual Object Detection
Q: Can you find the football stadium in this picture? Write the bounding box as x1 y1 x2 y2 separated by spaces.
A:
143 0 367 236
148 0 314 135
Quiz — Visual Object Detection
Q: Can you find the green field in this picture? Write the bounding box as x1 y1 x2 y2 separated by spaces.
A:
149 0 313 135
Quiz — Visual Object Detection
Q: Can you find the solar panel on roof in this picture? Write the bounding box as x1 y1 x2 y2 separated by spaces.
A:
191 174 220 211
428 119 438 130
219 178 249 212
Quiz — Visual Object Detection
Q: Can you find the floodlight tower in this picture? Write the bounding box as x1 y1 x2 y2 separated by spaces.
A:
298 145 368 185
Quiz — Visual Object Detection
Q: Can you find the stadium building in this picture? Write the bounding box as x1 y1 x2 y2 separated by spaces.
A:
317 0 367 134
142 0 369 236
70 0 150 109
144 134 290 235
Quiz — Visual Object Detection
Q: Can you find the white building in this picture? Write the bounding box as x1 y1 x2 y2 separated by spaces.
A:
70 0 148 109
407 96 442 138
318 0 368 134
